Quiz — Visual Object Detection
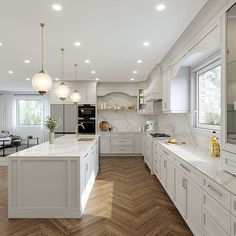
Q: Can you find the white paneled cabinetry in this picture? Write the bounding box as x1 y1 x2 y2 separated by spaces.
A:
143 135 236 236
100 132 143 155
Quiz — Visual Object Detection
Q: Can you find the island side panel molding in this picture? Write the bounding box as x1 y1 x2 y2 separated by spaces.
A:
8 157 82 218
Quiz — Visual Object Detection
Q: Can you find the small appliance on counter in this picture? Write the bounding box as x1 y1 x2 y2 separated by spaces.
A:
149 133 171 138
146 120 155 132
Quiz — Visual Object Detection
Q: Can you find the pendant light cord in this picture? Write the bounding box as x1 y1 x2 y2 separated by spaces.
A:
61 48 64 83
40 23 45 72
74 64 77 92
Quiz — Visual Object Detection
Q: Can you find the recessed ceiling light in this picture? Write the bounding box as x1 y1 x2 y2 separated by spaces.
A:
54 78 59 81
143 42 150 47
137 60 143 64
133 70 138 74
0 43 2 47
74 42 81 47
156 4 166 11
91 70 96 74
8 70 13 74
24 59 30 64
52 4 62 11
95 78 100 81
131 78 135 81
26 78 30 81
85 60 90 64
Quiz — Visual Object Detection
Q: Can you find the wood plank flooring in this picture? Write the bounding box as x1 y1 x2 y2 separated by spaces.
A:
0 156 193 236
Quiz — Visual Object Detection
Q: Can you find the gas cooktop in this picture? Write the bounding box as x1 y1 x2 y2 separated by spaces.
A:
150 133 171 138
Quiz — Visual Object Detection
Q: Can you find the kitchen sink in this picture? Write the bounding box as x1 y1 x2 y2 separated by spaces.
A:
77 137 94 142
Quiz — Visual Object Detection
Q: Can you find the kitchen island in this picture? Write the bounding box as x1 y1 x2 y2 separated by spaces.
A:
8 135 100 218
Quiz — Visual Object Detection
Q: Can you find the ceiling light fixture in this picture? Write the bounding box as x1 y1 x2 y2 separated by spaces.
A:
55 48 70 101
0 43 2 47
95 78 100 81
143 42 150 47
54 78 59 81
133 70 138 74
70 64 82 104
32 23 53 95
85 60 90 64
74 42 81 47
52 4 62 11
156 4 166 11
8 70 13 74
24 59 30 64
131 78 135 81
26 78 30 81
91 70 96 74
137 60 143 64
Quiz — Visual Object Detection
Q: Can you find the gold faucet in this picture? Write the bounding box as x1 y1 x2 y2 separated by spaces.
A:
76 122 85 139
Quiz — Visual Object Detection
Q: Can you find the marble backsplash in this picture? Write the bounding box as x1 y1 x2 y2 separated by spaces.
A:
97 93 214 152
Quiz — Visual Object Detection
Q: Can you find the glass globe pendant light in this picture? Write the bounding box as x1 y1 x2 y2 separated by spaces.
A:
70 64 81 104
32 23 53 95
55 48 70 101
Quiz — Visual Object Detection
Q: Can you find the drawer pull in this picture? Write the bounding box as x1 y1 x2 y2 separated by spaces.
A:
207 184 223 197
180 163 191 173
203 213 206 226
182 178 187 189
163 150 169 156
164 160 167 168
234 200 236 211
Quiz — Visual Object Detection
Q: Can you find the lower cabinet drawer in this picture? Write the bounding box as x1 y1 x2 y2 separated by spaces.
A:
202 209 229 236
111 146 134 153
111 138 134 146
203 191 231 235
202 176 230 211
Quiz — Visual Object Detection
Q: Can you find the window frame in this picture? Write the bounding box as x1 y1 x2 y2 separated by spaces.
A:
16 98 43 126
193 58 221 131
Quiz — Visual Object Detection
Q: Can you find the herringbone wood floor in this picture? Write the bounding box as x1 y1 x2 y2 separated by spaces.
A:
0 156 193 236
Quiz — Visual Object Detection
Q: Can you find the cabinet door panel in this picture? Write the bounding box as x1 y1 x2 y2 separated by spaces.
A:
175 167 187 218
100 136 110 154
50 104 64 132
166 160 175 201
186 178 202 236
160 157 167 189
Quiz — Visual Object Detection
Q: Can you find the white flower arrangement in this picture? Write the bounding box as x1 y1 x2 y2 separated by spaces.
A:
43 116 60 133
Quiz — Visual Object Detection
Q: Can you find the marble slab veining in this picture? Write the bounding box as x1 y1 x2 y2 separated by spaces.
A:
8 135 100 158
156 139 236 196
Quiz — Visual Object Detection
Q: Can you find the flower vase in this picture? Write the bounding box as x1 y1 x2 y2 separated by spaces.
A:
49 132 55 144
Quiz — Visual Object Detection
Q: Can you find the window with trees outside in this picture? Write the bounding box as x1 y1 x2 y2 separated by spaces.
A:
196 60 221 130
17 100 42 125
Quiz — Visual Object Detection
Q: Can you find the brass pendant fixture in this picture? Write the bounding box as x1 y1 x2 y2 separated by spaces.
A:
70 64 81 104
32 23 53 95
55 48 70 101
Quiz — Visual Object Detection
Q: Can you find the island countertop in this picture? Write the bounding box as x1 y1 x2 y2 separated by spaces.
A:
8 135 100 158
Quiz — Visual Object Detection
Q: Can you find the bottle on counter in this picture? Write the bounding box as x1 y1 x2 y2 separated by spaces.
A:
214 138 220 158
210 131 217 157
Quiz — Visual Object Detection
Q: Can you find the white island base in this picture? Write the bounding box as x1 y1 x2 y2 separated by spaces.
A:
8 135 99 218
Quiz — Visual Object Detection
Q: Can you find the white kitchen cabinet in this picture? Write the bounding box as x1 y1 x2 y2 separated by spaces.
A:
166 159 175 202
100 134 111 154
162 66 190 113
175 167 187 218
186 177 202 236
231 214 236 236
134 133 143 154
50 82 97 105
160 156 167 189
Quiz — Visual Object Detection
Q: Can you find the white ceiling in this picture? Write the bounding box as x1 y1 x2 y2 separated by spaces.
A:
0 0 207 91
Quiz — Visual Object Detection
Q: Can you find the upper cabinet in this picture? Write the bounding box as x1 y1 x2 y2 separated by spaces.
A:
49 82 97 105
222 2 236 176
162 66 190 113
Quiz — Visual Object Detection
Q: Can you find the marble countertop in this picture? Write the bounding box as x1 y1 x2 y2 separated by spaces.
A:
8 135 100 158
155 139 236 196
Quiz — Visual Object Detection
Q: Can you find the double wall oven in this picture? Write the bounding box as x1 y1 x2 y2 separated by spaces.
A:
78 105 96 134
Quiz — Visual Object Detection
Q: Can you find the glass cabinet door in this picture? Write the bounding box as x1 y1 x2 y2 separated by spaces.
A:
226 3 236 145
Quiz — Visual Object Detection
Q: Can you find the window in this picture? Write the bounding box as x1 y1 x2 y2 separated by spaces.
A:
195 60 221 130
17 100 42 125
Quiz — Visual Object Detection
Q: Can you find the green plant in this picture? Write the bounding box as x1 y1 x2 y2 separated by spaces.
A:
43 116 60 133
